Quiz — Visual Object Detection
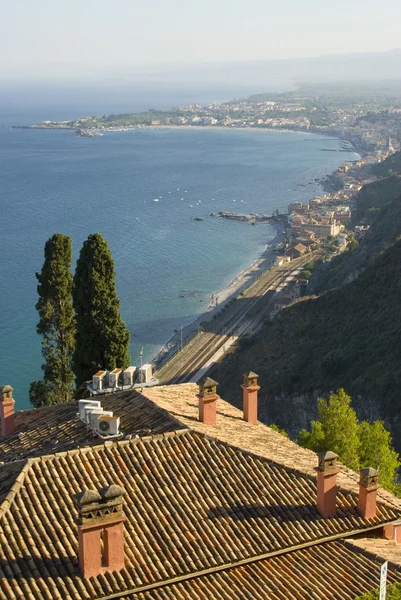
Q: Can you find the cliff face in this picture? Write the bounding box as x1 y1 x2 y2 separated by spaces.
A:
209 195 401 449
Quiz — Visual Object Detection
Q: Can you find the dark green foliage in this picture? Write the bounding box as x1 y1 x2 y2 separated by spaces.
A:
314 193 401 294
299 269 312 280
209 236 401 453
269 423 289 438
299 390 400 490
29 233 75 407
299 389 360 471
73 233 130 385
359 420 400 494
372 150 401 179
355 175 401 222
346 233 359 253
366 207 381 224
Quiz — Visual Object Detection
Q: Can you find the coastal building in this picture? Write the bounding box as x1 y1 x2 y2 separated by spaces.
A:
291 242 308 257
301 220 341 238
274 255 291 266
1 382 401 599
334 206 352 225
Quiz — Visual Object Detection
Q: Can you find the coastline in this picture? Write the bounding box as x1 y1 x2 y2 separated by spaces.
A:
151 128 362 369
153 223 285 367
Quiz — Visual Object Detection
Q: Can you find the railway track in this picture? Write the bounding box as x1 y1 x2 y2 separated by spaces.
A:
155 254 316 384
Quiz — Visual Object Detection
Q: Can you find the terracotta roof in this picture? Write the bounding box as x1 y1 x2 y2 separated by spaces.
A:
0 390 182 463
0 430 400 600
140 384 401 511
350 537 401 566
129 540 401 600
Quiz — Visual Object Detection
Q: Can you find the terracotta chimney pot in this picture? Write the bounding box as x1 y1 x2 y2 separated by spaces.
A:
315 451 339 518
75 485 126 578
357 467 379 519
0 385 15 438
241 371 260 424
196 377 219 425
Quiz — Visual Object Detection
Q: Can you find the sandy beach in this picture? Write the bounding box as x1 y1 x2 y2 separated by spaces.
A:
153 222 285 368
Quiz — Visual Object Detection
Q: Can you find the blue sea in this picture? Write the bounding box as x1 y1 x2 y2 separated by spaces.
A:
0 85 359 409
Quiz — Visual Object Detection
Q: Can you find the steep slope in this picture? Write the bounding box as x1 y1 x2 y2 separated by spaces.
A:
373 150 401 178
209 239 401 446
315 194 401 292
354 174 401 222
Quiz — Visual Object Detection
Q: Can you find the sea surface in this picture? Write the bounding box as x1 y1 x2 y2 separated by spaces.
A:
0 89 359 409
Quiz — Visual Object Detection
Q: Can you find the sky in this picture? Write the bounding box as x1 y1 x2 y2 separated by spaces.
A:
0 0 401 80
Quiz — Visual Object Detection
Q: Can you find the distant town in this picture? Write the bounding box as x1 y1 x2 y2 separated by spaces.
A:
16 82 401 157
16 82 401 319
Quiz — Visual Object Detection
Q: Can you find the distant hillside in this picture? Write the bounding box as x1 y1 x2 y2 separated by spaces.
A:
210 234 401 449
315 194 401 292
373 150 401 178
355 174 401 222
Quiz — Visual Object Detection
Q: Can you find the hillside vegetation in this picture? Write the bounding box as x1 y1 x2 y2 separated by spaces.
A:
354 174 401 222
372 149 401 178
210 238 401 444
315 194 401 292
210 165 401 447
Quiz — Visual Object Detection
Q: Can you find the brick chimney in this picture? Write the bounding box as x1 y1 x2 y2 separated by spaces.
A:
0 385 15 438
357 467 379 519
315 451 339 518
241 371 260 424
75 484 126 578
196 377 219 425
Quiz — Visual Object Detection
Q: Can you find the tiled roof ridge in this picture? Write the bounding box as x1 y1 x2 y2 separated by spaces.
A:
0 457 36 516
193 430 401 516
343 538 401 573
141 383 401 509
0 429 192 521
196 429 314 477
95 526 399 600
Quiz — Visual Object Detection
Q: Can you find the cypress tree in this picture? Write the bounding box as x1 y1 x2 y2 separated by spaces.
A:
29 233 75 407
73 233 130 385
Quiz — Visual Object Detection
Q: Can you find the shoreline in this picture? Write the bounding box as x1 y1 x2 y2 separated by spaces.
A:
151 130 363 369
153 223 285 367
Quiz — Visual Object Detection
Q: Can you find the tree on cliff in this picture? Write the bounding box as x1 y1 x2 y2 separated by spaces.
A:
29 233 76 407
299 388 400 493
359 420 400 494
73 233 130 385
298 388 360 470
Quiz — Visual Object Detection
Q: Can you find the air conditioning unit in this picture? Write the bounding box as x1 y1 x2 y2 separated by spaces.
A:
88 409 113 430
123 366 136 386
96 415 120 437
84 404 106 425
109 368 122 387
92 370 107 391
138 363 152 383
78 399 101 420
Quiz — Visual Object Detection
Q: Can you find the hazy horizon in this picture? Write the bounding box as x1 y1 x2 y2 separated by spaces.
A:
1 0 401 82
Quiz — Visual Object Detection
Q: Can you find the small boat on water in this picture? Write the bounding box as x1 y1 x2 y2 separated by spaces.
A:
153 199 159 202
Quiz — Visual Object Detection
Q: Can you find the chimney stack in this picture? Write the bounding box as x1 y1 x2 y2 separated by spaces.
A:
241 372 260 424
315 451 339 518
0 385 15 438
75 484 126 578
357 467 379 519
196 377 219 425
